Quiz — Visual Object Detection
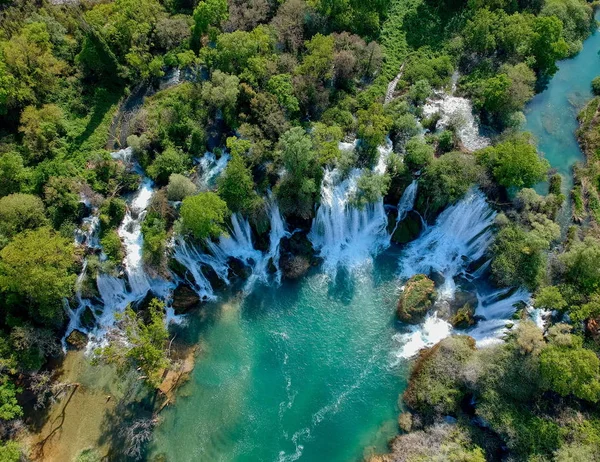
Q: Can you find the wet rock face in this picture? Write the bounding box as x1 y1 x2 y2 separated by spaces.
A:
397 274 437 324
280 255 311 280
391 211 423 244
172 284 201 314
80 307 97 330
450 304 476 329
66 329 88 350
279 231 317 280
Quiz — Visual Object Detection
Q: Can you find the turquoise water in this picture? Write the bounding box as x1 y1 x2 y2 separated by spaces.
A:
525 10 600 189
151 253 407 462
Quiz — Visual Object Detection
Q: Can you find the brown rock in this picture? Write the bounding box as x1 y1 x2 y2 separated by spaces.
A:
172 284 200 314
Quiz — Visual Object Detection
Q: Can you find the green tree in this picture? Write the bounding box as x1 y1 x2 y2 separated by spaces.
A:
298 34 335 81
404 137 434 171
217 154 257 214
0 440 21 462
275 127 323 219
147 147 191 185
167 174 197 202
0 227 76 321
201 71 240 127
540 341 600 402
95 299 169 388
0 376 22 421
19 104 65 162
191 0 229 51
356 103 392 166
312 123 343 165
561 237 600 293
180 192 229 240
267 74 300 115
530 16 569 76
99 197 127 230
0 152 27 197
0 193 48 238
477 135 549 189
100 230 123 263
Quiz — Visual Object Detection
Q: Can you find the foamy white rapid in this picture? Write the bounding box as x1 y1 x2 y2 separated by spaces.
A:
399 189 496 299
197 152 230 190
423 83 489 152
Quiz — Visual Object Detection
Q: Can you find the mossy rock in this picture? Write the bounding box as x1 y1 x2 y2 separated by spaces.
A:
397 274 437 324
450 303 475 329
66 329 88 350
392 211 423 245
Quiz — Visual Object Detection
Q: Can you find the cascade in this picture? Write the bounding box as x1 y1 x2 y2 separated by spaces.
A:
197 152 230 190
309 168 390 272
423 78 489 152
399 189 496 299
391 180 418 238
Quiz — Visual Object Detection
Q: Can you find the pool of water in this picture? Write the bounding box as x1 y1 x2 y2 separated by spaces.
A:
525 10 600 190
151 252 407 462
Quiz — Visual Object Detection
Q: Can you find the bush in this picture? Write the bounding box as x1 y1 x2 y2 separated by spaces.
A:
180 192 228 240
404 137 434 171
99 197 126 231
100 230 123 263
217 154 258 214
166 174 196 202
147 147 190 185
592 76 600 96
0 193 48 237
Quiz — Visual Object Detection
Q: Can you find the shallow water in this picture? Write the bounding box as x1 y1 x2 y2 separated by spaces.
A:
525 10 600 190
151 254 406 462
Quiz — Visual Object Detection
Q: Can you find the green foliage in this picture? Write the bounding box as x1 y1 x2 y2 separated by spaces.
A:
217 154 258 214
141 215 167 268
312 123 343 165
167 174 197 202
0 376 22 421
540 337 600 402
201 71 240 127
352 172 390 207
275 128 323 219
100 230 124 263
561 237 600 293
180 192 229 240
592 76 600 96
191 0 229 50
95 299 169 388
0 153 28 197
0 440 21 462
356 103 392 166
404 137 434 171
19 104 65 162
404 336 475 416
99 197 127 231
267 74 300 115
0 193 48 238
418 152 482 215
477 134 549 189
534 286 566 311
491 224 550 290
43 176 81 227
147 147 191 185
0 227 76 322
530 16 569 76
298 34 335 81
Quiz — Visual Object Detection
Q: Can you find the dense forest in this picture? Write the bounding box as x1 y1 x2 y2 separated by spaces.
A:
0 0 600 460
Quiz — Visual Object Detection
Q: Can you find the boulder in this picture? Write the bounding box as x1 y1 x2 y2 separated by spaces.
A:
281 255 311 280
397 274 437 324
227 257 252 280
172 284 200 314
80 306 97 330
66 329 88 350
450 304 476 329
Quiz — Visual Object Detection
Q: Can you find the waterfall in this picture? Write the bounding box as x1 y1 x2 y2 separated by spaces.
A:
423 92 489 152
197 152 230 190
173 203 289 297
390 180 418 239
399 189 496 299
309 168 390 272
392 313 452 361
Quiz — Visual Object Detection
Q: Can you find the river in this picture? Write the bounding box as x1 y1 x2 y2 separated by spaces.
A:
525 9 600 190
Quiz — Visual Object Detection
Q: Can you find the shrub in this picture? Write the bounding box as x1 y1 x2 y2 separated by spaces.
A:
147 147 190 185
100 230 123 263
166 174 196 202
0 193 48 237
592 76 600 96
99 197 126 231
404 137 434 171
